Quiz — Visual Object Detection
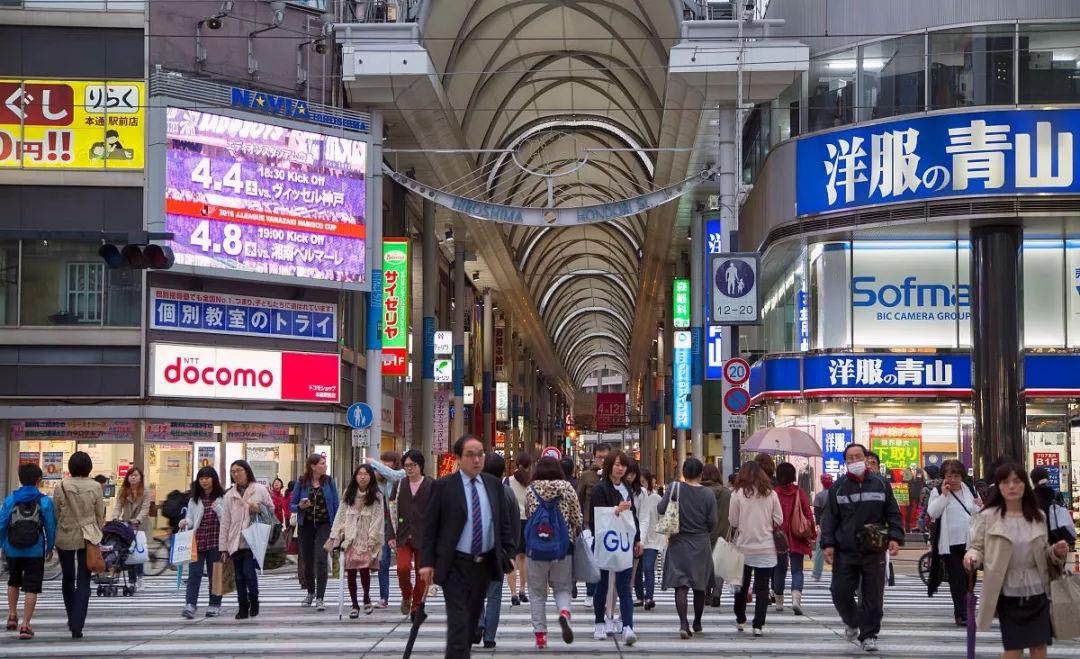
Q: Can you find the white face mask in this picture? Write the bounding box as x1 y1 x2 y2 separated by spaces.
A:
847 461 867 477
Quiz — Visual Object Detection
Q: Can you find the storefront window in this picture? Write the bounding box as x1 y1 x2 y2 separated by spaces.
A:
808 242 851 350
0 241 16 326
19 240 141 327
929 24 1015 110
1027 404 1072 514
9 420 135 505
808 49 857 132
761 248 807 353
1018 24 1080 104
860 34 926 121
771 75 801 144
224 422 299 488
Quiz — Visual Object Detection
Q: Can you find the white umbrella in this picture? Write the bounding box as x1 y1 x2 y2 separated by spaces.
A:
743 427 822 457
241 519 272 569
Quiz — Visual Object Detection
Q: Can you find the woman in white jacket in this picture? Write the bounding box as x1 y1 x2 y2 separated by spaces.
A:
324 464 384 617
178 466 226 619
634 470 664 610
926 459 980 626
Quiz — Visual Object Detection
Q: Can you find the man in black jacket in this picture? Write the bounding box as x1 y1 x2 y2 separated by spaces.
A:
821 443 903 653
420 435 515 658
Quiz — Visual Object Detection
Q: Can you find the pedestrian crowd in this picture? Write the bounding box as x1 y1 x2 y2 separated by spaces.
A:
0 440 1075 659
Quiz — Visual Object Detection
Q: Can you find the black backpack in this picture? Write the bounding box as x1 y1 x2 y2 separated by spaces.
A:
8 499 44 549
161 490 188 527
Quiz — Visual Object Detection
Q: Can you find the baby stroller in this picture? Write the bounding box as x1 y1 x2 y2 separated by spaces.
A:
96 521 137 597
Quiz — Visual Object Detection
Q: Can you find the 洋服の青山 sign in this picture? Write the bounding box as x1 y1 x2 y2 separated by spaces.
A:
150 343 339 403
382 239 410 376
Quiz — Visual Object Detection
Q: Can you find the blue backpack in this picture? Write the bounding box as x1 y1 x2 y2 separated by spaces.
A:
524 486 570 561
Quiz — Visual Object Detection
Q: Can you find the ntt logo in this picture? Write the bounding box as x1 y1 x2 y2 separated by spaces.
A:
163 358 274 388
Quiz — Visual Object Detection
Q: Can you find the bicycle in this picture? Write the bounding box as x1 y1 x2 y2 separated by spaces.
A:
144 532 175 576
0 549 62 581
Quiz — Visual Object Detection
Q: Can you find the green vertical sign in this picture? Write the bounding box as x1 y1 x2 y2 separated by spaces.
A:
673 278 691 329
382 238 410 376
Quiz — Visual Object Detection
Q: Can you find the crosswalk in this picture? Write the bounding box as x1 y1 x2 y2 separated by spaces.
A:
4 564 1079 658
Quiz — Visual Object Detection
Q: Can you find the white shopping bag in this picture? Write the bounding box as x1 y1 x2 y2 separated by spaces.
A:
592 507 634 573
169 530 196 565
711 536 743 587
127 530 149 565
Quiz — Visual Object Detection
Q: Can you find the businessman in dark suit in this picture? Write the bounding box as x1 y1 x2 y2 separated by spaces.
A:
420 435 514 658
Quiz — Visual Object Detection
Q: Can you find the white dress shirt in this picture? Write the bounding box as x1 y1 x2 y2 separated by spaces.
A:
455 471 495 555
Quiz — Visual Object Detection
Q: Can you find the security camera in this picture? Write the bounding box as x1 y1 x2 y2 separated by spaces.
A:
207 16 223 29
314 40 327 55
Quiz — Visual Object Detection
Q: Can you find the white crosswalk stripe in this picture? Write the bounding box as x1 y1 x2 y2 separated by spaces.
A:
4 566 1079 658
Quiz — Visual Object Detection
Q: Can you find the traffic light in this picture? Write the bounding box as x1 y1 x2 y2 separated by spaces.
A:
99 243 175 269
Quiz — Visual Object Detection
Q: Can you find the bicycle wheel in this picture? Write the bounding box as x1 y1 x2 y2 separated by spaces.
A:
144 539 171 576
918 551 932 586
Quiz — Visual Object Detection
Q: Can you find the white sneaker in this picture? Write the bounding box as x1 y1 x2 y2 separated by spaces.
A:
315 598 326 612
622 627 638 646
753 627 763 637
845 626 859 642
302 593 314 607
205 606 220 618
181 604 195 619
861 637 878 652
593 623 607 640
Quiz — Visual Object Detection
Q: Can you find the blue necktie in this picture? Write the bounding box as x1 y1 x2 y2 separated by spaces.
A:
469 478 483 555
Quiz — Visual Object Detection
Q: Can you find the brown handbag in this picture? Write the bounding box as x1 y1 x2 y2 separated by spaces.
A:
85 541 106 574
790 490 815 542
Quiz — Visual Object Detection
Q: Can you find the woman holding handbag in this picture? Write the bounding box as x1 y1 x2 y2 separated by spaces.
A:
728 460 783 636
178 466 226 619
324 464 384 618
657 457 718 639
588 449 642 646
773 462 816 615
964 463 1070 659
52 451 104 639
219 460 272 620
291 454 340 612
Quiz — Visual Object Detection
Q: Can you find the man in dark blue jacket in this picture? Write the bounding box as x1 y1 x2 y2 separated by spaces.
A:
821 443 903 653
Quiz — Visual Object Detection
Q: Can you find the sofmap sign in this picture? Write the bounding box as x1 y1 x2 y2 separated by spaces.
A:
150 288 336 342
0 79 144 170
673 331 692 429
150 343 339 403
164 107 367 286
382 239 410 376
851 242 971 347
797 109 1079 216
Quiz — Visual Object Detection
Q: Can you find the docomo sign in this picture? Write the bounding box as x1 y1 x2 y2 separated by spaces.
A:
150 343 339 403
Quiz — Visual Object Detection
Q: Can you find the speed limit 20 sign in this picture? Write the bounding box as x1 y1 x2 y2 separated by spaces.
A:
723 358 750 385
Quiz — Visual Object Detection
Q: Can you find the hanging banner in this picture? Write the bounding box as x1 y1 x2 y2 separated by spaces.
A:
672 278 691 329
385 163 717 226
595 392 626 432
495 382 509 422
382 239 410 376
433 389 451 453
494 325 506 378
673 331 692 430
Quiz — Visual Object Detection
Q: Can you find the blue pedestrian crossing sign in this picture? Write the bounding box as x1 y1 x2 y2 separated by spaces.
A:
347 402 374 429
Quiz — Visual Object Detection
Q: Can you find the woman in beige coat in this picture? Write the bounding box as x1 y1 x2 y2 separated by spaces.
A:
324 464 384 617
218 460 272 620
52 451 105 639
964 463 1070 659
112 466 150 590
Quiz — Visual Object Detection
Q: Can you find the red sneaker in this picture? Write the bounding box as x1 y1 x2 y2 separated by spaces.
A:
558 610 574 644
535 631 547 649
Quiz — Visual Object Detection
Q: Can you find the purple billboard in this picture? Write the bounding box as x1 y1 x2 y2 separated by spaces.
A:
164 107 366 285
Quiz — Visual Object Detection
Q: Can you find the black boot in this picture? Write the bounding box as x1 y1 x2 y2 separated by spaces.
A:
235 603 249 620
249 599 260 618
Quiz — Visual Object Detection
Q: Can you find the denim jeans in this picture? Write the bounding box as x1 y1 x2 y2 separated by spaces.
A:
186 548 223 608
636 549 658 601
773 551 805 595
378 541 391 602
480 579 503 643
58 548 91 635
232 549 259 609
593 567 633 627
